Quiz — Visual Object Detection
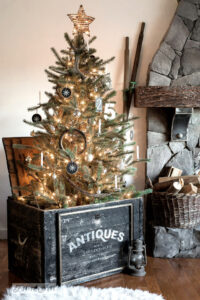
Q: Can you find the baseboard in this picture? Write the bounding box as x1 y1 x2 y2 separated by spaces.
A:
0 228 7 239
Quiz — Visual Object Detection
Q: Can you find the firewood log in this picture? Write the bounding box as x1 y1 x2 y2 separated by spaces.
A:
154 178 184 192
166 166 183 177
181 183 198 194
158 175 200 185
167 179 184 194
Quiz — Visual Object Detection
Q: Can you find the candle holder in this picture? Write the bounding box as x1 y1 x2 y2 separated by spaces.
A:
127 239 147 277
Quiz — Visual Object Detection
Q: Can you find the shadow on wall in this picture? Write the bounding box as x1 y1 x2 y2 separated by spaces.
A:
0 146 11 238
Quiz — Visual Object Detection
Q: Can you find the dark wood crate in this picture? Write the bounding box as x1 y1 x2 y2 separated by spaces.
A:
4 137 144 284
7 196 143 285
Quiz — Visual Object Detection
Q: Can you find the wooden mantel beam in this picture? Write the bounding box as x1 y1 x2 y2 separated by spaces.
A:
134 86 200 108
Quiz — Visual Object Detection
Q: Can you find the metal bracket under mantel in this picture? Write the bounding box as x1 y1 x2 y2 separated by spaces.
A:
171 108 193 141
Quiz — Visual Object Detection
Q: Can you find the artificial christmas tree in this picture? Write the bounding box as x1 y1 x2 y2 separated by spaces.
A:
13 5 150 209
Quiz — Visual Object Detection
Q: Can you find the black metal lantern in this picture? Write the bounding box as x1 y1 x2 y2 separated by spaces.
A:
128 239 147 277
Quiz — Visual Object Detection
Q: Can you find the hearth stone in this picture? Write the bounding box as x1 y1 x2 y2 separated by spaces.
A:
187 124 200 150
169 55 180 79
147 108 171 134
165 16 190 51
185 39 200 48
181 48 200 75
147 131 168 147
153 226 200 258
147 145 172 183
191 18 200 41
151 51 172 76
166 149 194 175
169 141 185 154
159 42 176 60
172 71 200 86
149 72 171 86
177 0 198 21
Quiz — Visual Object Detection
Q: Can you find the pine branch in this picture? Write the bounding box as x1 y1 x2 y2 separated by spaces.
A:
64 33 75 50
49 66 68 75
89 36 97 44
45 69 59 79
51 47 66 66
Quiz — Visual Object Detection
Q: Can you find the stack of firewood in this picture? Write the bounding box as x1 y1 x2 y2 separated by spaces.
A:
152 167 200 195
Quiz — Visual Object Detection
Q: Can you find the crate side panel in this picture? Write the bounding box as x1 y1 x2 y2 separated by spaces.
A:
7 198 44 282
59 205 131 283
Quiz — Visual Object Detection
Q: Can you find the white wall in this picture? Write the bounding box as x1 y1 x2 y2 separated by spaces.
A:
0 0 177 238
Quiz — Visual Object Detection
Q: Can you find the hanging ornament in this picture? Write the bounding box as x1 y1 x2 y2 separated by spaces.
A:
105 76 112 90
59 128 87 155
61 87 71 98
66 161 78 175
115 175 118 189
68 5 95 37
103 168 107 174
95 97 103 112
98 119 102 135
130 130 134 141
40 152 44 167
73 108 81 117
32 91 42 123
32 113 42 123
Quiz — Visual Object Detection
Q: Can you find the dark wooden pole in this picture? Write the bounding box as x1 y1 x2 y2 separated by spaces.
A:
123 37 130 119
126 22 145 119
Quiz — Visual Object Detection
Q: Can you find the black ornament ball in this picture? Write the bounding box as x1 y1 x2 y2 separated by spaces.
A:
32 113 42 123
66 162 78 175
61 87 71 98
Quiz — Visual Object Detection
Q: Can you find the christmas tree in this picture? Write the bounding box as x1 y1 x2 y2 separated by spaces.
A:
14 5 151 209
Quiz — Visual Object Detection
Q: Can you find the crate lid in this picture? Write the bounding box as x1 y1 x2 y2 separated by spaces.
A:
2 137 36 196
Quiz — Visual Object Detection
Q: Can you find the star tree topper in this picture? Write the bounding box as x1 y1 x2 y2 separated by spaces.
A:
68 5 95 36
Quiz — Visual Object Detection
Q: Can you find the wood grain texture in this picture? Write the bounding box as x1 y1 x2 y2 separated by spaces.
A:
1 240 200 300
134 86 200 108
2 137 37 196
7 197 143 285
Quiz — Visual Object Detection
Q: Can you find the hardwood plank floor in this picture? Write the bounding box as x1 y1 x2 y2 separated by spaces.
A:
0 240 199 300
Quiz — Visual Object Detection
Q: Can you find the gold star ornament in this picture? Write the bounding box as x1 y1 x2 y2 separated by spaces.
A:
68 5 95 36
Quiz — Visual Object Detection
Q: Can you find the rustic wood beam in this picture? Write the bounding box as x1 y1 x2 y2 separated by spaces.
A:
134 86 200 108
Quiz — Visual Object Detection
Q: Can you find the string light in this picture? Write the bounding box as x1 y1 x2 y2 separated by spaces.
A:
18 196 25 202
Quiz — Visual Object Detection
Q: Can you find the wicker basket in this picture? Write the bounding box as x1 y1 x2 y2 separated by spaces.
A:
150 192 200 228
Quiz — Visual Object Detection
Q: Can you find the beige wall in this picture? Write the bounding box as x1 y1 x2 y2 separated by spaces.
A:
0 0 177 238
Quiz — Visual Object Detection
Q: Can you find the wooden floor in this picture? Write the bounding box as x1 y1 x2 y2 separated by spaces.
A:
0 240 199 300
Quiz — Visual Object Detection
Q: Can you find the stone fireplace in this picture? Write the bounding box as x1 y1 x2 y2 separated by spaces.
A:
135 0 200 258
147 0 200 182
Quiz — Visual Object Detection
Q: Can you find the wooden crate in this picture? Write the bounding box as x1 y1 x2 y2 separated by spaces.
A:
3 137 144 284
7 196 143 285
